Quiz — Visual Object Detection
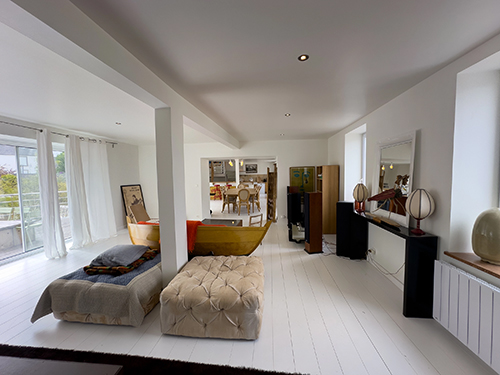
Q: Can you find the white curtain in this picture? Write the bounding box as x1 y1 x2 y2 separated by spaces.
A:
75 140 117 243
37 129 67 259
65 135 92 248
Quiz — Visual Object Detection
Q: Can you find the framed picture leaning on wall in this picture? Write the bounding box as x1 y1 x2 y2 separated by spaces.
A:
121 184 145 218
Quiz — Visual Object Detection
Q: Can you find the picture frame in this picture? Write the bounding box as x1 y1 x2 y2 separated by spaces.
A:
289 166 315 193
121 184 145 218
245 164 258 173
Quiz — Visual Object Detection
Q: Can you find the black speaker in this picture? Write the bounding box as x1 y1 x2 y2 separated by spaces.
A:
336 201 367 259
287 192 302 225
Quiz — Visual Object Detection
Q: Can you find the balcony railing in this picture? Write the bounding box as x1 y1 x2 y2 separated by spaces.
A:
0 191 69 221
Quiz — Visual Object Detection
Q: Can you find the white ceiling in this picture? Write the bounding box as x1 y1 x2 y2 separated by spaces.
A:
2 0 500 145
0 21 155 145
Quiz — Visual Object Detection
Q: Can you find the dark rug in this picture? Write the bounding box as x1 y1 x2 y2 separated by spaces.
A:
0 344 303 375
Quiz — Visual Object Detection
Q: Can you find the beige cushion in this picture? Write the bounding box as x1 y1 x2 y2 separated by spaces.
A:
160 256 264 340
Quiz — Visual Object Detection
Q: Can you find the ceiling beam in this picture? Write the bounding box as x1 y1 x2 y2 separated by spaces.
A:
6 0 240 149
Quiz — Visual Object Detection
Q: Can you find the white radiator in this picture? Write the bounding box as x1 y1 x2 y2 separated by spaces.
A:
434 260 500 373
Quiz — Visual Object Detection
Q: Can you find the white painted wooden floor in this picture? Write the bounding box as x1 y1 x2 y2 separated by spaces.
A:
0 218 497 375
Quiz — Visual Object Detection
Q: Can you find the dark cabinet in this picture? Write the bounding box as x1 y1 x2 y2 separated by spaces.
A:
336 201 438 318
337 201 368 259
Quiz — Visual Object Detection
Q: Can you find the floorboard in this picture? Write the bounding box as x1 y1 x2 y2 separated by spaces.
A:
0 203 497 375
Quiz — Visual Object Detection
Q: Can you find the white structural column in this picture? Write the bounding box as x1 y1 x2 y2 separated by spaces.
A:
235 158 241 185
156 107 188 285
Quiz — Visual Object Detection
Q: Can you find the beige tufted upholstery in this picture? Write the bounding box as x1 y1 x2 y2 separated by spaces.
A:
160 256 264 340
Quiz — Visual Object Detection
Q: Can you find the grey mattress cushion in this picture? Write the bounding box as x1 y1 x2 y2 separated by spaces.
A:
90 244 150 267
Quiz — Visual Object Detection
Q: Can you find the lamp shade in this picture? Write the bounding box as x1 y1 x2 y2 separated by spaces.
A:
405 189 435 220
353 183 369 202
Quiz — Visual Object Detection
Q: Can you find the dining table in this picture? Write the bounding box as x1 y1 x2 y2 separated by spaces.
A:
225 187 257 196
224 187 258 213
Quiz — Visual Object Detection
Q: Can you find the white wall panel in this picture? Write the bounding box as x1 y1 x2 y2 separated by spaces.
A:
469 279 481 355
457 273 470 345
479 286 493 364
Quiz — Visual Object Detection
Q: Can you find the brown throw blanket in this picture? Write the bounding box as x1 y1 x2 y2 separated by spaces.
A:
84 248 159 276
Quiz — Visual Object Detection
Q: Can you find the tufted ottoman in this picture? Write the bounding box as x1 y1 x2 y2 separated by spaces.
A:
160 256 264 340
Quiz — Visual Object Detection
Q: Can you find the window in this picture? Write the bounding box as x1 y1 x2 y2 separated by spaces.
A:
0 140 71 261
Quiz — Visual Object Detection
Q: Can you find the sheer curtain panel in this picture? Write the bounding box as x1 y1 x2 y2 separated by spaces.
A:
80 140 117 241
37 129 67 259
65 135 92 248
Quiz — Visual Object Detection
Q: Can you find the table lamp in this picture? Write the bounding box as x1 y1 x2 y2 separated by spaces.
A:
353 183 369 212
405 188 435 235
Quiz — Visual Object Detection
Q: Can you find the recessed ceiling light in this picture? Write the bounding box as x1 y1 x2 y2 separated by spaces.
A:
280 133 285 137
285 113 291 117
298 54 309 61
115 122 122 126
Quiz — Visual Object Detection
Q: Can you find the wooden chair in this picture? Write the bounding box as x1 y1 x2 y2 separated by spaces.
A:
129 204 150 223
237 183 245 188
251 185 262 212
249 213 263 227
237 188 251 215
221 186 236 213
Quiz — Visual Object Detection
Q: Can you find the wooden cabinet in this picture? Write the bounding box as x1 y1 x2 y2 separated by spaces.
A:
317 165 339 234
304 192 322 253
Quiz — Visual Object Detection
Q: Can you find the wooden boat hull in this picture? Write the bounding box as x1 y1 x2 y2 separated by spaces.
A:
127 217 160 250
192 221 271 256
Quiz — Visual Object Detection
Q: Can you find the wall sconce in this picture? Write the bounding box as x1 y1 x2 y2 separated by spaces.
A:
240 160 244 167
405 188 435 235
390 163 394 169
228 160 233 167
381 165 385 171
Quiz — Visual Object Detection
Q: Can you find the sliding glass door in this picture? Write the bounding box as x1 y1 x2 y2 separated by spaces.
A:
0 142 70 261
17 146 43 252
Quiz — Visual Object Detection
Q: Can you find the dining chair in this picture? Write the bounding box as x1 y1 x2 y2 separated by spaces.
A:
220 185 228 212
249 213 263 227
237 188 251 215
221 186 236 213
237 183 245 188
252 185 262 212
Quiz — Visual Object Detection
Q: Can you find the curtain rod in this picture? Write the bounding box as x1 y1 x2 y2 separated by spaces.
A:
0 120 118 147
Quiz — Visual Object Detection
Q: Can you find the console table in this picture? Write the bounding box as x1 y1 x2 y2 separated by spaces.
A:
337 201 438 318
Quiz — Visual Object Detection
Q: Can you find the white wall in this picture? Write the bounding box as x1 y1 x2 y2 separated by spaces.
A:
138 144 159 218
107 142 141 230
328 31 500 288
344 124 366 201
450 69 500 255
182 140 328 221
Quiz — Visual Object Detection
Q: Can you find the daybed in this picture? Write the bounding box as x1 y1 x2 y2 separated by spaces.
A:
160 255 264 340
31 245 162 327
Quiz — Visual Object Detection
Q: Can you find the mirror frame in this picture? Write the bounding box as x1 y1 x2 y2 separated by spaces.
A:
370 131 416 227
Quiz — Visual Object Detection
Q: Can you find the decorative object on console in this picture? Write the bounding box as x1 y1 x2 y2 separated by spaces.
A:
353 183 369 212
472 208 500 265
405 188 435 235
